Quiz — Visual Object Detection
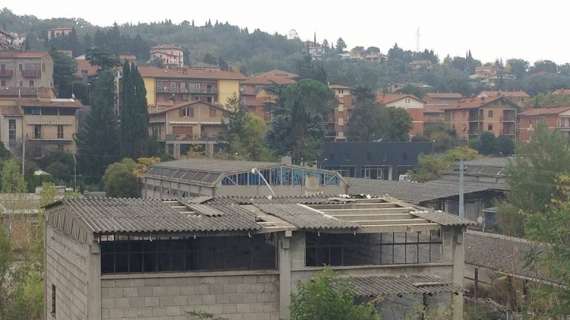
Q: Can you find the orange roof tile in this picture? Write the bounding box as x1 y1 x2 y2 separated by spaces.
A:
75 59 99 77
0 51 50 59
519 106 570 116
255 69 298 79
376 93 422 105
139 66 246 81
478 90 530 98
424 92 463 99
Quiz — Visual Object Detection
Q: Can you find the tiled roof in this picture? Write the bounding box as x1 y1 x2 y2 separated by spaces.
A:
519 106 570 116
255 69 298 79
151 44 183 50
424 93 463 99
444 96 520 111
343 275 457 297
0 51 50 59
75 59 99 77
242 76 296 86
479 90 530 98
424 104 446 114
329 84 351 90
254 203 359 230
53 198 260 234
139 66 246 80
376 94 422 105
552 88 570 96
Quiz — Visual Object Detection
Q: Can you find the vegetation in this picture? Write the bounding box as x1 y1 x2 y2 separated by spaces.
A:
290 269 380 320
1 159 26 193
50 48 77 98
469 133 515 156
120 62 149 159
411 146 479 182
103 158 140 198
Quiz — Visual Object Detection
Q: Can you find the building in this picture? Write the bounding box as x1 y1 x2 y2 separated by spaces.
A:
0 29 15 50
0 95 82 156
424 93 463 108
376 93 425 136
408 60 433 72
552 88 570 96
148 101 227 158
518 106 570 142
0 193 41 251
304 40 325 59
240 70 297 121
0 51 54 89
44 195 471 320
444 96 519 141
150 44 184 67
320 142 433 180
439 157 510 186
47 27 73 40
139 66 246 111
143 158 348 198
327 85 353 141
477 90 530 106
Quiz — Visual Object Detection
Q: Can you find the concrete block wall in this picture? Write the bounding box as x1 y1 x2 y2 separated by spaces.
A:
45 225 90 320
101 273 280 320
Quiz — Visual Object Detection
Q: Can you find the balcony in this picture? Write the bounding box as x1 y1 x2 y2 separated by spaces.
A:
0 69 13 78
22 69 41 79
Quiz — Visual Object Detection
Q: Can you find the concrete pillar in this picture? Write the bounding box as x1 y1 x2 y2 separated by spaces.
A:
174 143 181 159
451 228 465 320
206 143 214 158
388 166 394 181
87 242 101 320
278 234 292 320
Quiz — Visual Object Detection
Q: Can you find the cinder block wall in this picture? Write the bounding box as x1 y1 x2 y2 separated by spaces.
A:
101 273 280 320
45 225 90 320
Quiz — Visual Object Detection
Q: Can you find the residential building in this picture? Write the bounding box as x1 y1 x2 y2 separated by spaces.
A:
150 44 184 67
444 96 519 141
0 29 15 50
0 51 54 89
240 70 297 121
148 101 227 158
320 142 433 180
423 93 464 127
119 54 137 64
44 195 470 320
477 90 530 105
408 60 433 72
47 27 73 40
518 106 570 142
304 40 325 59
143 158 347 198
139 66 246 111
552 88 570 96
327 85 353 141
75 57 99 83
376 93 425 136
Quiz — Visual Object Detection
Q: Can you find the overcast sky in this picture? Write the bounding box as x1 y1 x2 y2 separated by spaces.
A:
3 0 568 64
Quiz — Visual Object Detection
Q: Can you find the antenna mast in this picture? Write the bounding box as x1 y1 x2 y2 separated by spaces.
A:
416 27 421 51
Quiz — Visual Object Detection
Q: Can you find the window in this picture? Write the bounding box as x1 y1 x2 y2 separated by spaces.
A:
179 107 193 118
488 110 493 118
488 124 493 131
19 81 23 87
338 117 344 126
29 80 34 87
0 64 4 71
57 125 64 139
209 106 216 117
0 80 5 87
8 120 16 144
405 98 411 103
18 64 22 72
34 125 42 139
42 63 45 72
51 284 56 317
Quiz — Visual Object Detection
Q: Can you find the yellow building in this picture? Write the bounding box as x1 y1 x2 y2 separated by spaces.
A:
138 66 245 112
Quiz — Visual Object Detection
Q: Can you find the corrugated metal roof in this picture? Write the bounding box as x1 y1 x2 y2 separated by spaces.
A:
60 198 260 234
342 275 457 297
411 209 477 227
254 203 358 230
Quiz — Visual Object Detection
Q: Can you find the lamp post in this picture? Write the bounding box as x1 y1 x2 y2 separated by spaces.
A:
251 168 275 197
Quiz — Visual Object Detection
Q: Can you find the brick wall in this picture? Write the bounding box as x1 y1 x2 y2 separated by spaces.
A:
101 272 280 320
45 225 90 320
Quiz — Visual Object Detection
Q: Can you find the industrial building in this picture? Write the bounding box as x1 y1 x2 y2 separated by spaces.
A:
142 158 348 198
44 195 472 320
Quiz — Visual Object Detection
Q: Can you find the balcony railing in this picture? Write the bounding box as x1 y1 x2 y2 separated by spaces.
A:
22 69 41 79
0 69 13 78
165 134 222 142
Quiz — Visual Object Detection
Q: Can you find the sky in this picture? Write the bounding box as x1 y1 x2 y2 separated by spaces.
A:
3 0 569 64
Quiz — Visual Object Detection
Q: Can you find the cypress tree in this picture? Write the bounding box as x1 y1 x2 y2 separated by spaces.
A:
75 69 120 182
120 63 148 158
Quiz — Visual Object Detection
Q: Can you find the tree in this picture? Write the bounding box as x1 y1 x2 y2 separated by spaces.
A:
50 48 77 98
1 159 26 193
267 80 334 164
412 146 479 182
335 38 347 53
346 87 386 142
75 69 120 182
506 58 529 79
384 108 412 141
120 62 149 158
495 135 515 155
290 269 380 320
471 132 496 155
103 158 140 197
223 96 272 161
86 47 119 70
296 54 327 83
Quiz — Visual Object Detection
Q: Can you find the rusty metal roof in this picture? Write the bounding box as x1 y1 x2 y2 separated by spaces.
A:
342 275 457 297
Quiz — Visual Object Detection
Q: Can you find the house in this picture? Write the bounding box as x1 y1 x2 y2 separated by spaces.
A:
150 44 184 67
477 90 530 105
139 66 246 111
327 85 353 141
423 93 464 126
376 93 425 136
44 195 470 320
240 70 297 121
47 27 73 40
552 88 570 96
0 51 54 89
444 96 519 141
408 60 433 72
142 158 348 198
320 142 433 180
0 29 15 50
518 106 570 142
148 101 228 158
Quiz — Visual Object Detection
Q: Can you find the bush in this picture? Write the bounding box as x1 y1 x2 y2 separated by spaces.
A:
103 159 140 198
495 136 515 156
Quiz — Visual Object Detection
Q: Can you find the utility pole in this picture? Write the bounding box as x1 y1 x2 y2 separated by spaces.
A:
21 134 25 176
459 159 465 219
416 27 421 52
73 153 77 192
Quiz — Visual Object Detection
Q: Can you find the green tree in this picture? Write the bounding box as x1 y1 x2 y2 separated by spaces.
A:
103 158 140 197
335 38 347 53
296 54 327 83
267 80 334 164
471 132 496 155
0 226 12 318
120 62 149 158
346 87 386 141
223 97 272 161
384 108 412 141
50 48 77 98
1 159 26 193
412 146 479 182
290 269 380 320
495 135 515 155
86 47 119 69
75 69 120 182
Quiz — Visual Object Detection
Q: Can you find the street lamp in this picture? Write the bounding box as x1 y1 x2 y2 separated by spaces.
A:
251 168 275 198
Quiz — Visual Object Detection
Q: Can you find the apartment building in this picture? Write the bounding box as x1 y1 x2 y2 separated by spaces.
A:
444 96 519 141
139 66 245 111
376 93 425 136
0 51 54 89
47 27 73 40
518 106 570 142
423 93 464 127
44 195 470 320
327 85 353 141
150 44 184 67
240 70 297 121
477 90 529 106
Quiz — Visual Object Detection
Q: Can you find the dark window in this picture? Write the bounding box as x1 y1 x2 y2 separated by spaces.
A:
488 124 493 131
43 107 58 116
402 152 408 161
488 110 493 118
51 284 56 317
0 64 4 71
29 80 34 87
59 108 76 116
18 64 22 72
0 80 5 87
179 107 193 118
57 125 64 139
8 119 16 143
34 125 42 139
